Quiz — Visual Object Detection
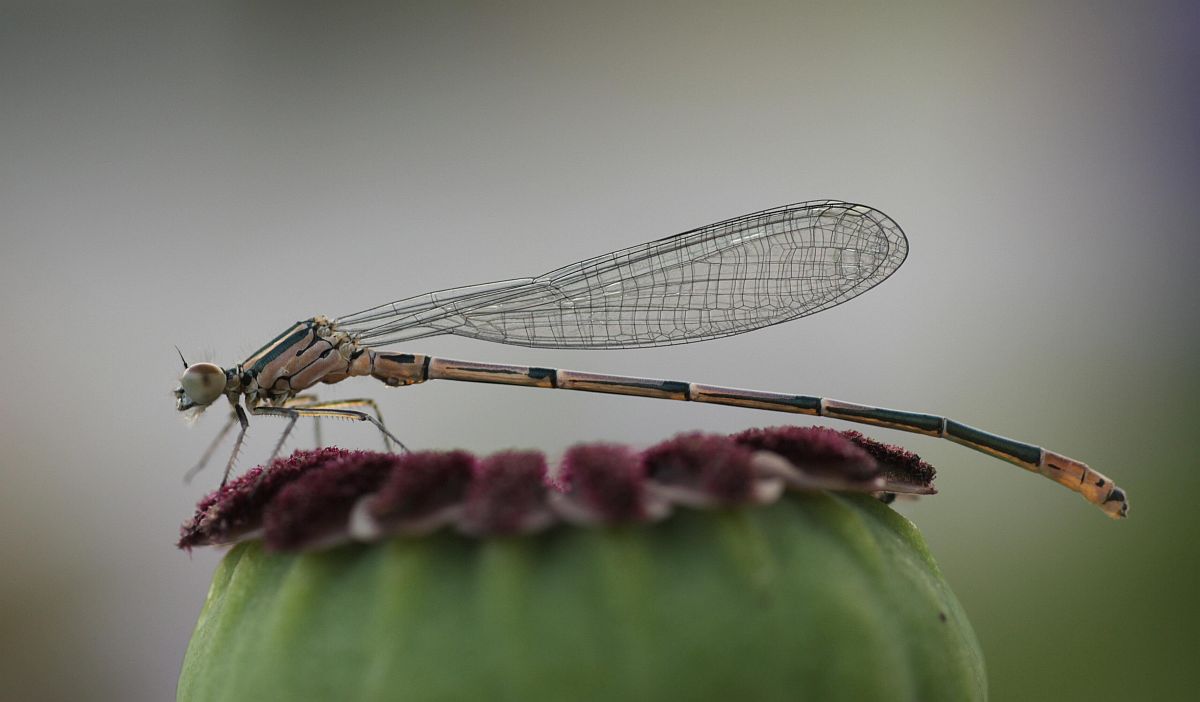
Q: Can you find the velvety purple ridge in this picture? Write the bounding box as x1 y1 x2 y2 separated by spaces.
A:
732 426 878 481
840 430 937 485
642 433 756 504
265 453 401 551
178 447 356 549
179 426 937 552
367 450 476 524
560 444 647 521
461 451 550 535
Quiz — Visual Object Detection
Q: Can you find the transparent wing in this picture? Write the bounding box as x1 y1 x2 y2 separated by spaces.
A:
335 200 908 349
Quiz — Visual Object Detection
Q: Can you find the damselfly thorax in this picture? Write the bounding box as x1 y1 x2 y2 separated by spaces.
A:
174 201 1128 519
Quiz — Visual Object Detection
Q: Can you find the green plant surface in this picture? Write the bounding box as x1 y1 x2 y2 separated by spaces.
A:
179 492 985 702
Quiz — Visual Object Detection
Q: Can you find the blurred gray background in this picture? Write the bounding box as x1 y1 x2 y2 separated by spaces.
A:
2 1 1197 699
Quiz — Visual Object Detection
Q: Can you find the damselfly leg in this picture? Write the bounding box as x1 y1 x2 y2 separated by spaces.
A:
186 396 402 487
261 397 399 462
183 412 238 484
252 404 406 456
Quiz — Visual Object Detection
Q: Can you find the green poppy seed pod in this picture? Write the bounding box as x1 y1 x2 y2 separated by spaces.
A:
177 430 985 701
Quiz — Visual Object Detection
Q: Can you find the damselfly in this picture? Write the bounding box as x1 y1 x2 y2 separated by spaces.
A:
175 200 1128 518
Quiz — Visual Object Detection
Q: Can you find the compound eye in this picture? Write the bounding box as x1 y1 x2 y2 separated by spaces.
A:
179 363 226 406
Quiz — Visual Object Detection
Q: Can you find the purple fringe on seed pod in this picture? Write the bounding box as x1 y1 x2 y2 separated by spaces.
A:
364 451 476 530
558 444 648 521
642 433 757 504
460 451 554 536
839 430 937 485
178 426 939 553
264 453 402 551
732 426 879 482
178 447 358 550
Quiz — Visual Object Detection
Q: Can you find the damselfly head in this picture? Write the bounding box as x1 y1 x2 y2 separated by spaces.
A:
176 362 227 411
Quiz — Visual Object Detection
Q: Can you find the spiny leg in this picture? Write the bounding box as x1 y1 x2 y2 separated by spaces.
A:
270 394 323 457
252 404 408 453
283 397 396 452
249 396 402 479
183 412 238 484
263 396 394 462
220 405 251 488
268 413 300 464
